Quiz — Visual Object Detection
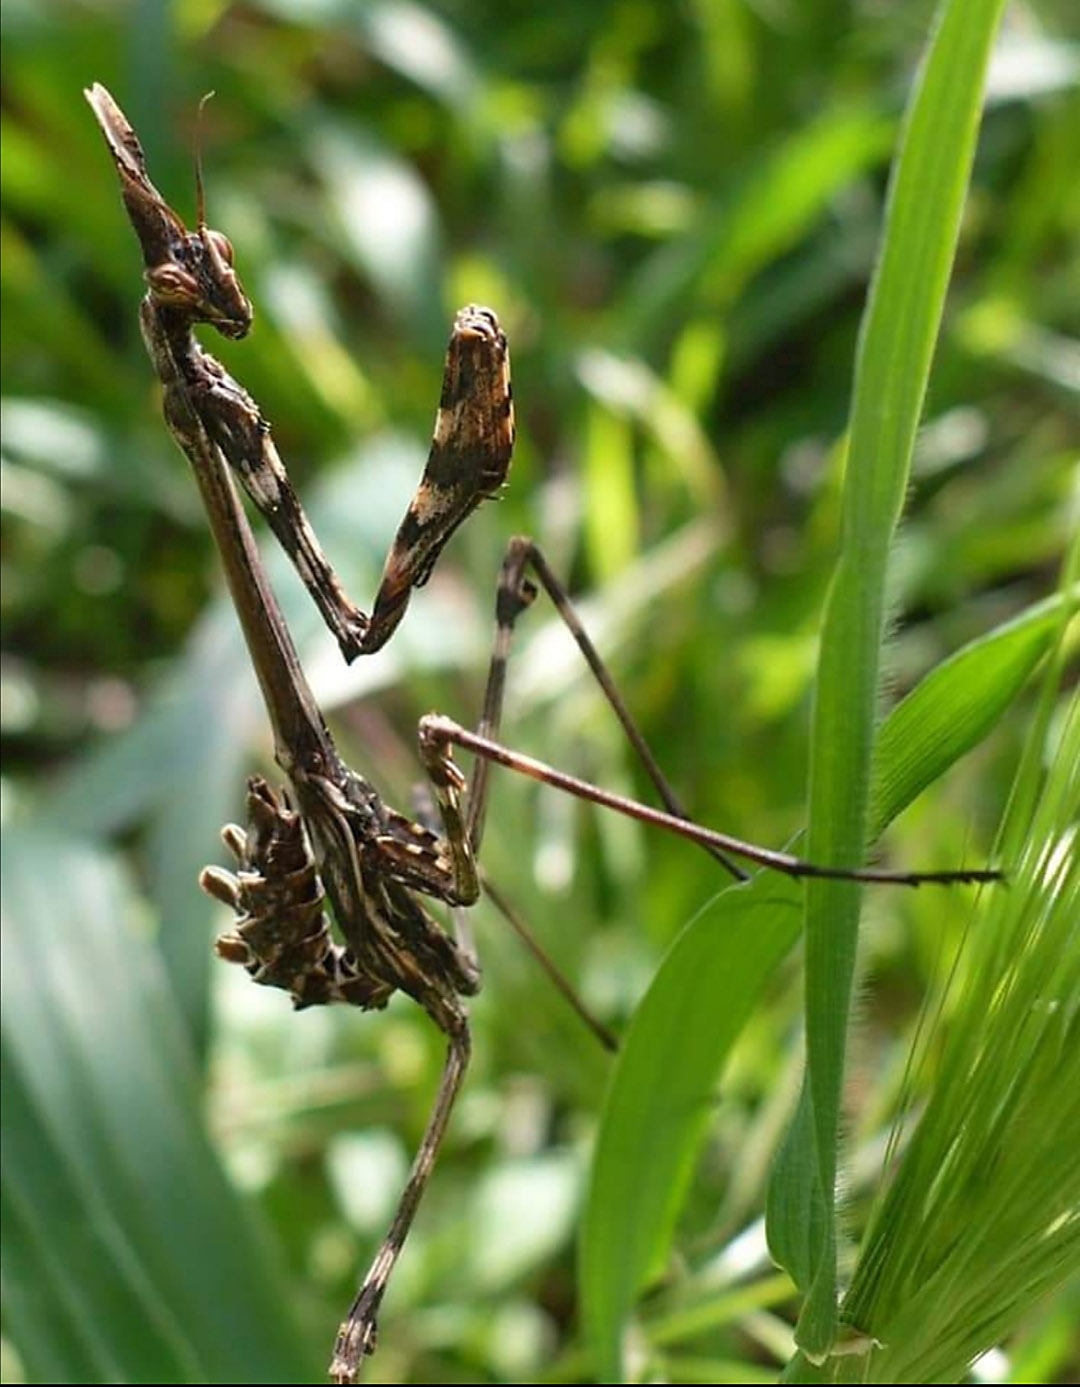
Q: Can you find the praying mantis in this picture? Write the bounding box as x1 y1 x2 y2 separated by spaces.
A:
85 83 1000 1383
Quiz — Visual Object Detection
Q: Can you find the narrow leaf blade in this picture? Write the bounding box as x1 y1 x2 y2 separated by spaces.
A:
581 876 802 1382
786 0 1010 1357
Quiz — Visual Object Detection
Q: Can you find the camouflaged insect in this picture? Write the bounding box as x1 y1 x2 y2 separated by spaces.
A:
201 777 392 1011
361 305 514 653
87 79 1001 1387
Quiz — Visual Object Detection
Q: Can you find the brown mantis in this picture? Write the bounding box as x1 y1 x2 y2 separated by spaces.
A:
85 83 1001 1383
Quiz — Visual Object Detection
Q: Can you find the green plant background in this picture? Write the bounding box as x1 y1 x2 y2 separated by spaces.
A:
2 1 1077 1383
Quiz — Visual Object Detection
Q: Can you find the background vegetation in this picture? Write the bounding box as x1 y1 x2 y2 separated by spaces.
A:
2 1 1076 1383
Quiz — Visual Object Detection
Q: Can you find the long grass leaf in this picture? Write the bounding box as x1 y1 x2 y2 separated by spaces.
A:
870 586 1077 838
580 876 802 1382
839 534 1080 1382
0 823 317 1384
781 0 1009 1358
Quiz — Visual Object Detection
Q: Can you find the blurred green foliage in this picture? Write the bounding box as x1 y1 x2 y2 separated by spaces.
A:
2 1 1077 1383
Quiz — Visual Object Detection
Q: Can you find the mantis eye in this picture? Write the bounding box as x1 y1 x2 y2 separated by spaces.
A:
147 263 200 301
206 229 234 265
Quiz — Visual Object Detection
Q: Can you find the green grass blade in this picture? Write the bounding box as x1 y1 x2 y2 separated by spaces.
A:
580 876 802 1382
870 586 1078 839
765 1071 827 1298
781 0 1009 1358
0 822 317 1385
1 1053 203 1385
578 581 1068 1378
767 589 1073 1317
838 538 1080 1382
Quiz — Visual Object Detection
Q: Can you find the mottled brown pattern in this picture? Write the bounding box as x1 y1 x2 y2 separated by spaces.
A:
203 778 392 1009
360 305 515 652
85 88 515 666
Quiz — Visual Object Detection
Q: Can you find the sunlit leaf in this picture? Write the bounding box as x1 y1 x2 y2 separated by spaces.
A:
782 0 1010 1358
581 876 802 1382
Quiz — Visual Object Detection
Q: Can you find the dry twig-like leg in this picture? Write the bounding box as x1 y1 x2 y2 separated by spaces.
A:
466 536 747 879
420 717 1003 887
328 1022 470 1378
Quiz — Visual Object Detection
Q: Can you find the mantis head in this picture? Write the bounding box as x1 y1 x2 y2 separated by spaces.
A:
85 82 253 341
